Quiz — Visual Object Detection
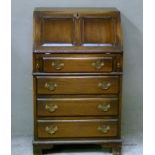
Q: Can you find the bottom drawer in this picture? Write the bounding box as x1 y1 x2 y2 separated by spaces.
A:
37 119 118 138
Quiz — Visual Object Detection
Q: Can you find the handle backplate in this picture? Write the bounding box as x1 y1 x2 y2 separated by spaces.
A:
98 82 111 90
92 60 104 70
98 125 110 134
45 126 58 135
45 103 58 113
44 82 57 91
98 103 111 112
51 60 64 70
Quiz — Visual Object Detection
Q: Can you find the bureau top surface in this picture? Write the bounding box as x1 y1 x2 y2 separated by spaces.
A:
34 7 120 13
33 7 123 53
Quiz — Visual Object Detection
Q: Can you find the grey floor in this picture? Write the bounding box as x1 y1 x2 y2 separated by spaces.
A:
11 136 142 155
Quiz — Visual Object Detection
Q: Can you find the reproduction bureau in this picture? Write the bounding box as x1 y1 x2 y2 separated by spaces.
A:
33 8 123 155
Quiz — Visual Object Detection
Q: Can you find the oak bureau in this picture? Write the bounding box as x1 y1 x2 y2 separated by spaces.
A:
33 8 123 155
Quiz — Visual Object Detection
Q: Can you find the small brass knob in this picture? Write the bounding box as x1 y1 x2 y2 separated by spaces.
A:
98 125 110 134
36 63 39 70
98 103 111 112
51 61 64 70
44 82 57 91
45 126 58 135
92 60 104 70
117 62 121 68
45 104 58 113
98 82 111 90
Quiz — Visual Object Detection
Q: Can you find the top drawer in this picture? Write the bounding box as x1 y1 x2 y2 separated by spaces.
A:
43 56 112 72
33 54 123 73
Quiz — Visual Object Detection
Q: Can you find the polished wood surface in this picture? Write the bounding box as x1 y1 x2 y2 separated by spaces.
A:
33 8 123 155
33 53 123 73
37 119 118 138
82 17 114 45
43 56 113 73
37 76 119 94
42 18 74 45
33 8 122 52
37 97 118 116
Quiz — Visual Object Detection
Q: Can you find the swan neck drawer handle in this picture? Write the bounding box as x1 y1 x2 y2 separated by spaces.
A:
97 125 110 134
92 60 104 70
45 104 58 113
98 103 111 112
98 82 111 90
44 82 57 91
51 61 64 70
45 126 58 135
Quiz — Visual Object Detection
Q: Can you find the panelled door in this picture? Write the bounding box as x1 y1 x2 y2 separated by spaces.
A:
33 11 121 49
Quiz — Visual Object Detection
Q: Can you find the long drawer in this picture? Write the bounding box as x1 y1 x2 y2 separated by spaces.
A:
34 54 123 73
36 76 119 95
37 97 118 116
43 56 113 73
37 119 118 138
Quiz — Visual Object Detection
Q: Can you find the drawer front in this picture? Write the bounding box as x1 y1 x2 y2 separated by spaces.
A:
37 97 118 116
37 76 119 95
43 56 113 73
37 119 118 138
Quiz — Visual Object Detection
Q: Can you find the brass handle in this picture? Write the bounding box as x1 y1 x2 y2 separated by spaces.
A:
45 126 58 135
98 82 111 90
51 61 64 70
98 103 111 112
92 60 104 70
45 104 58 113
44 82 57 91
98 125 110 134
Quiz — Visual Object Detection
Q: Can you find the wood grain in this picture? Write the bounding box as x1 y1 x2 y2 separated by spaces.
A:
36 76 119 95
37 97 118 116
33 8 122 51
37 119 118 138
43 56 113 73
33 8 123 155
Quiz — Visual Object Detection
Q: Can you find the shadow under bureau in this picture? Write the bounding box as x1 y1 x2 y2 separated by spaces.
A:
32 8 123 155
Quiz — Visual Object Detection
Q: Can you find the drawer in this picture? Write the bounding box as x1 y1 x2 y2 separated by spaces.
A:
36 76 119 95
43 56 113 73
37 119 118 138
37 97 118 116
34 54 123 73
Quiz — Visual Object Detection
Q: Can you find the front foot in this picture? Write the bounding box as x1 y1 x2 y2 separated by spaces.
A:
112 145 121 155
100 143 121 155
33 145 42 155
